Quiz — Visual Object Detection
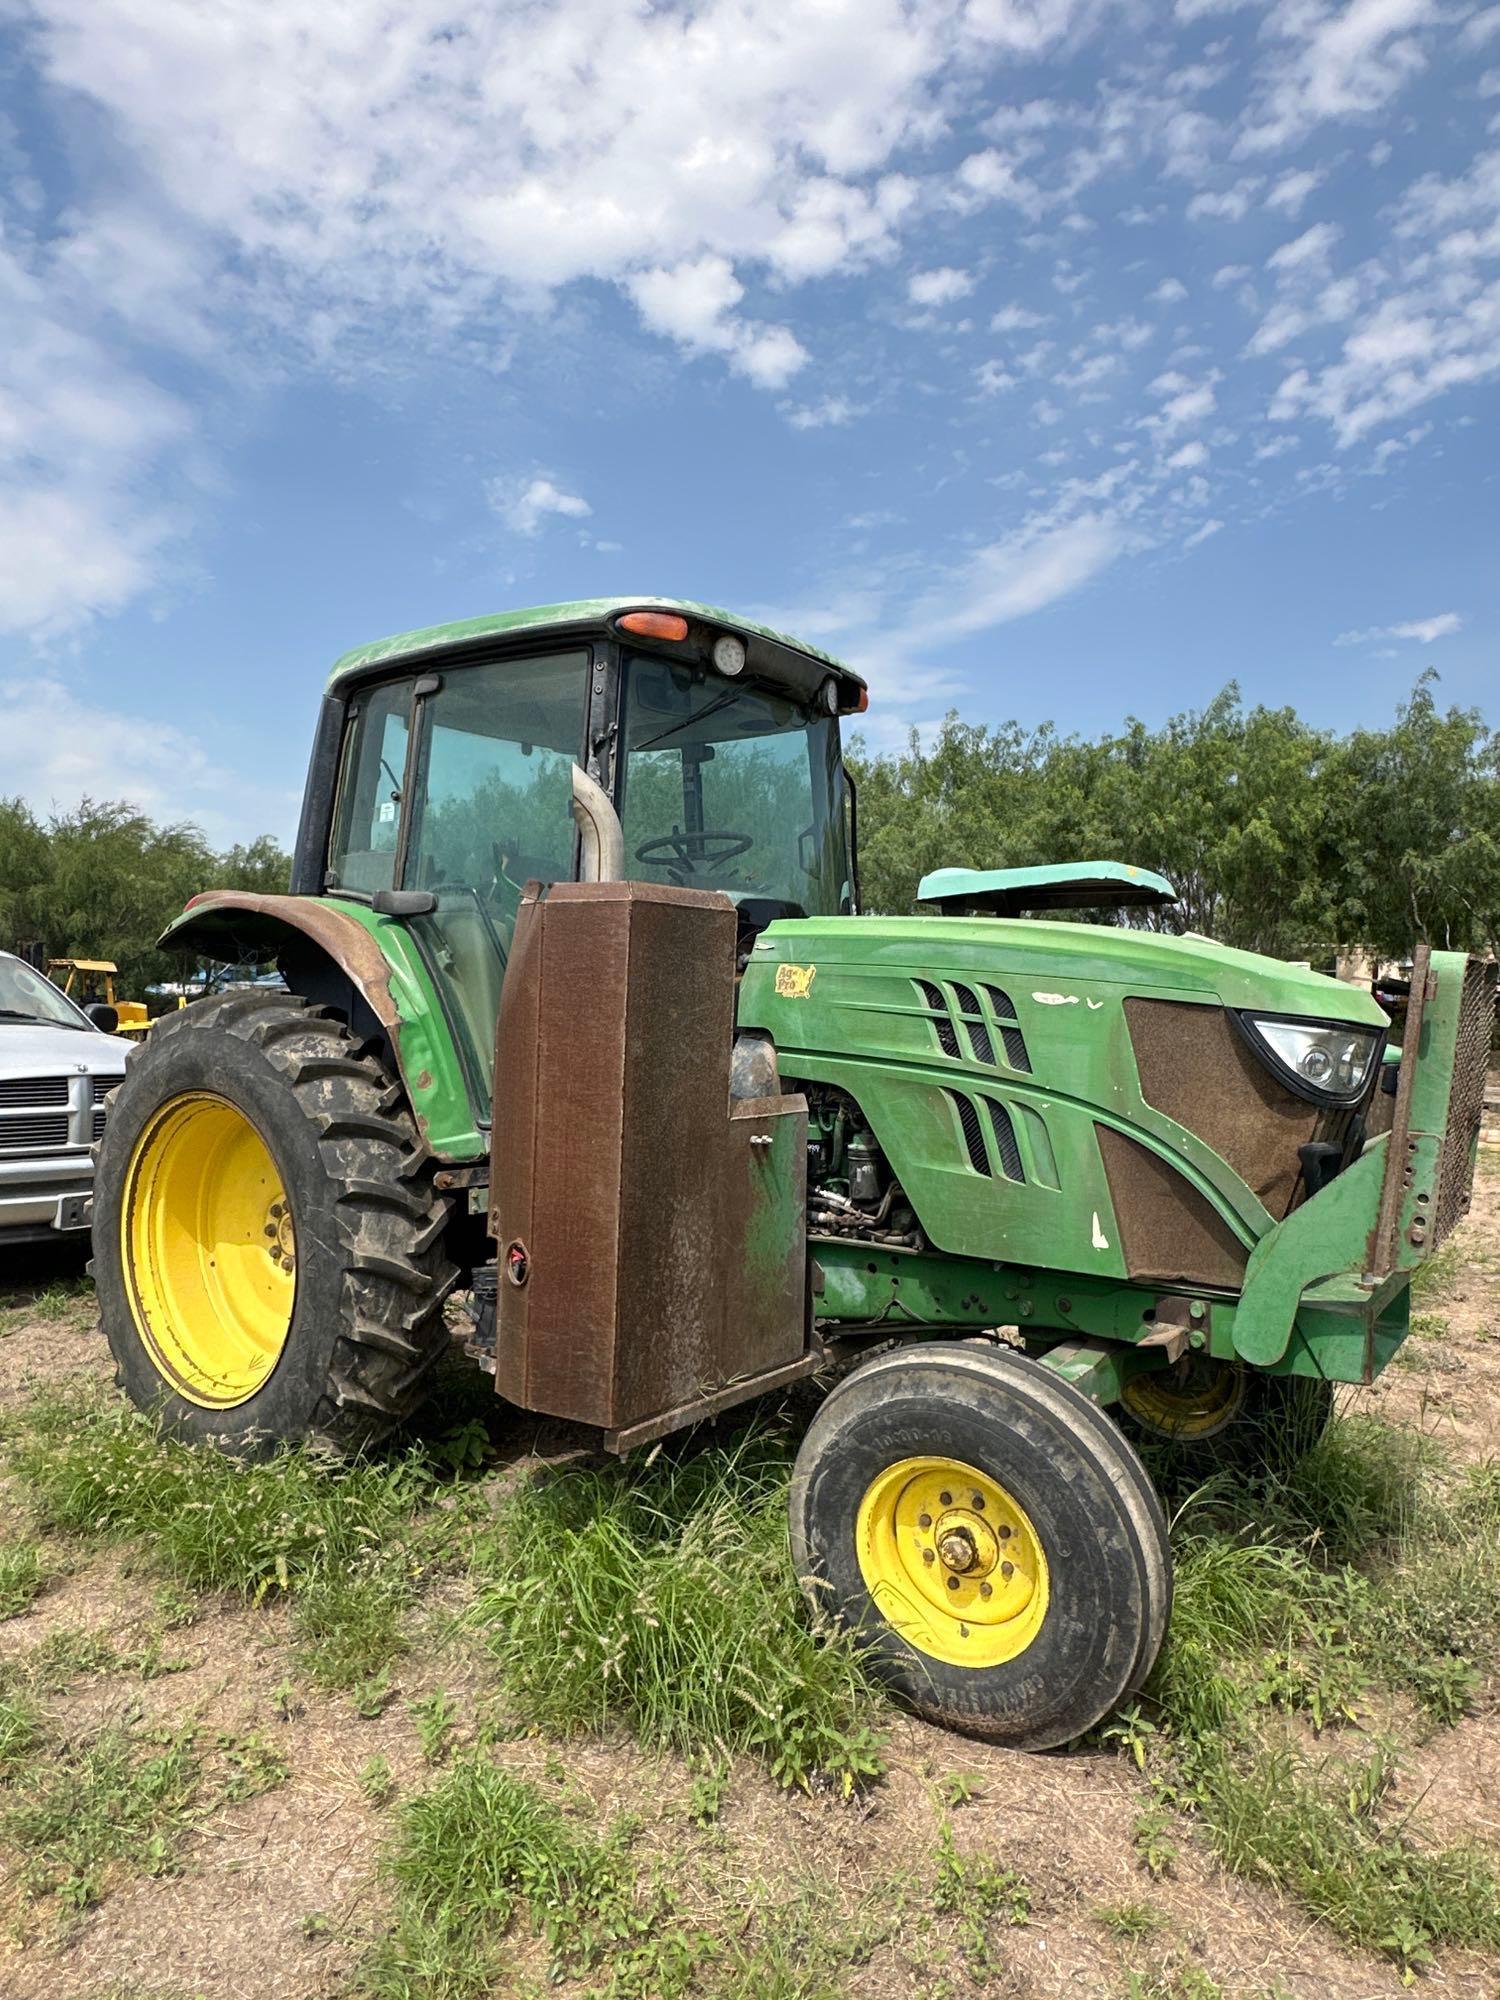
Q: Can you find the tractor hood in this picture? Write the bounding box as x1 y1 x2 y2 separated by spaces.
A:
748 915 1387 1026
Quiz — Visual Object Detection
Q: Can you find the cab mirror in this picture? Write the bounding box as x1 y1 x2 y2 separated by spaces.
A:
85 1003 119 1035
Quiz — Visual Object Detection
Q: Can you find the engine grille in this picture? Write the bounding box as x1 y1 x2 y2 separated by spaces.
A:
1433 956 1497 1248
92 1075 115 1105
0 1114 70 1153
914 979 1032 1074
0 1075 68 1109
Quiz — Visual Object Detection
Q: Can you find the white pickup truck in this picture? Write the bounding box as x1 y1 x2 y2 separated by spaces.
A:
0 951 129 1247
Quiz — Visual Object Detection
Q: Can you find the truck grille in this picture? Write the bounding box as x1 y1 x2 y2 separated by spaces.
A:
91 1076 115 1104
0 1114 70 1152
0 1075 68 1109
1433 957 1497 1248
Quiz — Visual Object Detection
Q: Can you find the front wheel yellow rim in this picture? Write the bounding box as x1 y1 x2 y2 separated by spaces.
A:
1120 1359 1246 1441
122 1092 296 1408
855 1456 1049 1669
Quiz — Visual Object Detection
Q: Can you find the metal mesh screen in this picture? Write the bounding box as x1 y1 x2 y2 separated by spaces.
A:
945 1089 991 1176
1433 957 1497 1248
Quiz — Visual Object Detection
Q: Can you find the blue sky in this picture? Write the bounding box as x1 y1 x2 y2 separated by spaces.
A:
1 0 1497 847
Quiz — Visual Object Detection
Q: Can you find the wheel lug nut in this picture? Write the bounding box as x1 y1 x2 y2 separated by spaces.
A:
263 1224 277 1238
922 1549 935 1565
972 1493 985 1509
998 1525 1012 1540
979 1581 993 1599
939 1491 952 1506
1001 1560 1014 1578
917 1513 932 1529
281 1256 294 1273
946 1575 960 1591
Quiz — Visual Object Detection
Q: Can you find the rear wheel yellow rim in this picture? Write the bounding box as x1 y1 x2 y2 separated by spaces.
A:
122 1092 295 1408
1120 1359 1245 1441
855 1456 1049 1669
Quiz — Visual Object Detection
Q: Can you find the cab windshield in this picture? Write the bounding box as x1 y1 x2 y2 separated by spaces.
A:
619 655 851 919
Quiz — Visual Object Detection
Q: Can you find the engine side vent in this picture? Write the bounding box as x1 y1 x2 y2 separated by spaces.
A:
950 983 996 1066
945 1089 991 1176
915 979 961 1058
985 1099 1025 1182
982 985 1032 1073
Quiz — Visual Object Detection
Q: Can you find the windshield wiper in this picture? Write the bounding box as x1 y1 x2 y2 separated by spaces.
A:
0 1008 79 1026
634 688 742 753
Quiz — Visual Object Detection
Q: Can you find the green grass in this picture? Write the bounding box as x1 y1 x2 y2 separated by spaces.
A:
931 1821 1030 1978
0 1714 287 1910
471 1423 885 1796
355 1748 906 2000
0 1539 47 1618
352 1753 661 1999
1140 1415 1500 1977
4 1384 483 1694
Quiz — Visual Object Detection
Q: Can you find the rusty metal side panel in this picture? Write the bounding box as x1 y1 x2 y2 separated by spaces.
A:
492 879 807 1433
1369 943 1430 1277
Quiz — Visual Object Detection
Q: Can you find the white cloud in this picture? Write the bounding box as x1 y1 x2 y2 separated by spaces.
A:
991 302 1047 332
489 475 592 537
1187 178 1261 222
1267 221 1341 275
1167 440 1209 468
976 360 1019 393
785 395 865 430
1334 611 1463 645
0 676 296 842
628 255 808 387
905 513 1127 644
1183 517 1223 546
1239 0 1440 155
1151 277 1189 304
908 265 975 307
1265 167 1326 215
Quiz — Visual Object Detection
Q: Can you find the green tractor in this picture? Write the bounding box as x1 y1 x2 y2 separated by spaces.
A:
92 599 1494 1750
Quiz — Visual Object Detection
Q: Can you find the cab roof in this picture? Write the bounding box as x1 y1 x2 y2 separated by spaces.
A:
327 597 864 698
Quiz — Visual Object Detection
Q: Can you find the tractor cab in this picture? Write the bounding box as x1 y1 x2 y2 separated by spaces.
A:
298 600 864 1096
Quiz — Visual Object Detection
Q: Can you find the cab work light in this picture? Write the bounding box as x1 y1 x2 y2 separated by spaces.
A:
617 610 689 641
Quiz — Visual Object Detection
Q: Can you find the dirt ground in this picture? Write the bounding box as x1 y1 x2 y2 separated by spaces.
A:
1 1137 1497 2000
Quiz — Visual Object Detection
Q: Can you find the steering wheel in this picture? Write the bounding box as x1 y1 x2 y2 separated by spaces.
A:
634 829 754 875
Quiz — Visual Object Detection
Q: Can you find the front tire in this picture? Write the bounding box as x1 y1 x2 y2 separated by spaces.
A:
93 990 457 1454
789 1341 1172 1750
1116 1357 1334 1482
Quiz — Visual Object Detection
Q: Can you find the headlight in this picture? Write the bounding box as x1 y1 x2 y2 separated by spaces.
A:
1239 1014 1382 1104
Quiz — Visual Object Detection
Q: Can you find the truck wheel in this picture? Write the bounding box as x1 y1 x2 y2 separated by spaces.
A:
1116 1358 1333 1481
92 989 457 1454
789 1341 1171 1750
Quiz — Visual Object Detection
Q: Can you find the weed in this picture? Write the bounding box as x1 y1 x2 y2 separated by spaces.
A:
1133 1411 1500 1976
937 1769 983 1808
360 1755 396 1807
473 1423 885 1796
218 1730 290 1802
1099 1703 1159 1769
932 1821 1029 1979
1095 1899 1165 1939
687 1762 730 1826
0 1713 290 1910
1132 1795 1180 1879
352 1753 650 1999
1411 1236 1465 1304
408 1691 458 1766
353 1670 395 1719
0 1722 202 1907
5 1385 476 1697
30 1278 92 1323
0 1540 46 1619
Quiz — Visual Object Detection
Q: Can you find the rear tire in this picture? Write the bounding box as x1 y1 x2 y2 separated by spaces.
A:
789 1340 1172 1750
92 990 458 1454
